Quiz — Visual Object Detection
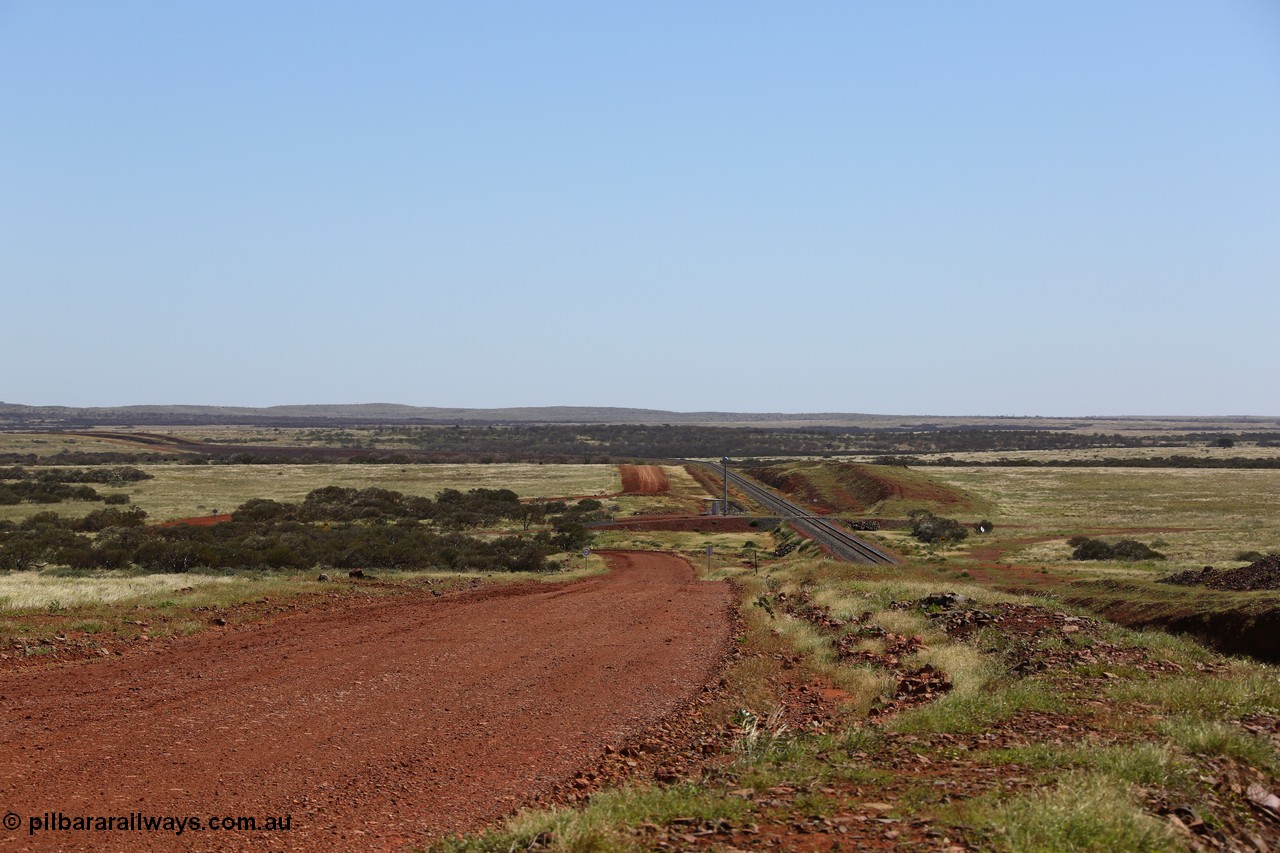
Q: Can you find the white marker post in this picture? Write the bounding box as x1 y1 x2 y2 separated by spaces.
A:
706 543 713 573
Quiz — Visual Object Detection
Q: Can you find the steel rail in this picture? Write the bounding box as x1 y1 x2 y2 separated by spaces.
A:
689 462 896 565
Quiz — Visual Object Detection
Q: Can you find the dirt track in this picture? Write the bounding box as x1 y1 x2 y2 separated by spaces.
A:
0 552 732 851
618 464 669 495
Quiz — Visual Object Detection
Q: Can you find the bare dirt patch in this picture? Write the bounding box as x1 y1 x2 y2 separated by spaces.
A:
619 464 670 495
0 552 733 851
155 513 234 528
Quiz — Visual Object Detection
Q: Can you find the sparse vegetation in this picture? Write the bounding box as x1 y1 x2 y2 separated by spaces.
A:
0 486 606 574
4 434 1280 851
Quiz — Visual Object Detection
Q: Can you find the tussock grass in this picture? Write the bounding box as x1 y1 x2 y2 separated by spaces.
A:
969 775 1180 853
982 742 1188 787
1159 717 1280 773
914 643 994 695
1107 669 1280 719
873 607 933 638
732 727 890 792
889 680 1061 735
0 571 241 610
437 784 748 852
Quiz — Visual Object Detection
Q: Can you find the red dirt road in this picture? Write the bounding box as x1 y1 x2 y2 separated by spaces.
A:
155 514 233 528
618 464 669 495
0 552 733 851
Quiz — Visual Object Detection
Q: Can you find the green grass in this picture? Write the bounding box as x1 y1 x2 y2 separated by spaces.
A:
980 742 1189 787
967 775 1180 853
433 784 749 852
888 679 1063 735
1158 717 1280 773
1106 669 1280 719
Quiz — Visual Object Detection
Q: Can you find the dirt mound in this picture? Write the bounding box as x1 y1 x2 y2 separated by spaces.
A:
750 466 853 514
859 464 970 508
749 462 971 515
618 464 670 495
1161 554 1280 591
0 551 732 850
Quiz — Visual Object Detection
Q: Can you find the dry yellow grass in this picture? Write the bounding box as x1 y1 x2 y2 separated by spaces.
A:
0 432 161 456
924 467 1280 572
846 445 1280 464
0 463 621 524
0 571 242 610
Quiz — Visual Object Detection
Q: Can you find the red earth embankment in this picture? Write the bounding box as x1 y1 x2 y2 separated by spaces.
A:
618 464 670 495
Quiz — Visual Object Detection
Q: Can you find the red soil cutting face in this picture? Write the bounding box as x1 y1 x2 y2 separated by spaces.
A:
618 464 670 495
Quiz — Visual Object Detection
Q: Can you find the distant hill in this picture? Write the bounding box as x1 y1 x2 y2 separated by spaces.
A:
0 401 887 427
0 402 1276 433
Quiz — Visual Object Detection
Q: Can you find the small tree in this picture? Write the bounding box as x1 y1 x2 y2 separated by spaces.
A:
518 501 547 532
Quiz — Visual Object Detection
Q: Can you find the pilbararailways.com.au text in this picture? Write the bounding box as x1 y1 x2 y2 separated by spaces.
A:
10 811 293 836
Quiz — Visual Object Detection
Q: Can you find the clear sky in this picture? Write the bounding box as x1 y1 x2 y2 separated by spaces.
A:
3 2 1278 415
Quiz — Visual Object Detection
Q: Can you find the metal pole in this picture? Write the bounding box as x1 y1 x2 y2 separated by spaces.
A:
721 456 729 516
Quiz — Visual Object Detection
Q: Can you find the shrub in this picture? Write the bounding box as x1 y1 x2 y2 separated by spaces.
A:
1070 537 1165 561
73 507 148 532
908 510 969 545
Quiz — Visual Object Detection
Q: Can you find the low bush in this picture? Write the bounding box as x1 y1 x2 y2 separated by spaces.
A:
0 485 595 574
909 510 970 545
1067 537 1165 562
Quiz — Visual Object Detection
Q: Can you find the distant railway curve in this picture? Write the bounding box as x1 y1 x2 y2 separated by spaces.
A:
689 461 896 566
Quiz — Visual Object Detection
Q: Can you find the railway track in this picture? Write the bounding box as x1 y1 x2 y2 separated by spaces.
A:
691 462 896 566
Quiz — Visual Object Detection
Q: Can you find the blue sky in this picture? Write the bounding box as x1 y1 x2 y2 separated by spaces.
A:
3 2 1277 415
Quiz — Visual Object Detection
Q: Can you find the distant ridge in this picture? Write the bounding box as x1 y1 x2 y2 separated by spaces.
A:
0 401 891 426
0 402 1275 432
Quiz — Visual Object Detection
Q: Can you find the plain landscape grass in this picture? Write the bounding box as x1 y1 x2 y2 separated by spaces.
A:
0 462 622 524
